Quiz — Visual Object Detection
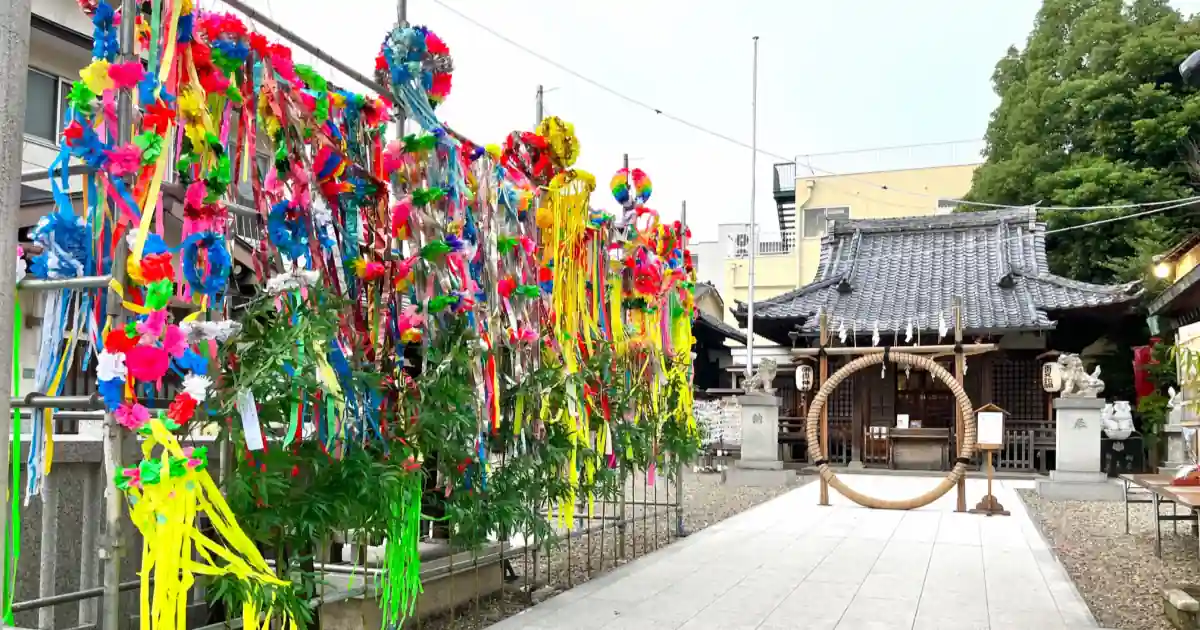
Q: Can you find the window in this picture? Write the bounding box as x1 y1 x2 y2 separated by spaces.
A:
24 68 72 142
802 206 849 238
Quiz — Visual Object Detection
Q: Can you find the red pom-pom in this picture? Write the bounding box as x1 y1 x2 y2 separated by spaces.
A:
140 252 175 283
249 33 270 57
105 329 138 353
538 266 553 283
498 276 516 299
167 392 198 424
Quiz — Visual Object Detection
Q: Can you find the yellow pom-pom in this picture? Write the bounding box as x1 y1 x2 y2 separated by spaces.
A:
80 60 113 95
485 144 502 160
536 206 554 229
126 256 146 286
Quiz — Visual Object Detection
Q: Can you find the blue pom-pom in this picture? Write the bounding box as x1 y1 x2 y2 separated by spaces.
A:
176 349 208 376
98 378 124 412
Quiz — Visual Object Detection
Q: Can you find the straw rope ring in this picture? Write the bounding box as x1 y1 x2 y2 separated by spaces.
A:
805 351 976 510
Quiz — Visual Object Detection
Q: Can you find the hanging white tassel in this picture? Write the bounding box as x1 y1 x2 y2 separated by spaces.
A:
871 321 880 347
838 319 847 344
938 312 948 341
905 319 913 344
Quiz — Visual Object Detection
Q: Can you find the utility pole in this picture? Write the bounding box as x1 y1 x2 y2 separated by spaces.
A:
536 84 544 127
0 0 32 618
745 35 759 379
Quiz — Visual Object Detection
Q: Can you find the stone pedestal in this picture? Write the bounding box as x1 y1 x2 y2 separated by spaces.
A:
725 394 793 487
1163 423 1190 476
1037 397 1123 501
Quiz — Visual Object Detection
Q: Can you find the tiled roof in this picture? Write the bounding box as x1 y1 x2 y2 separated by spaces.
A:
694 310 747 345
738 208 1140 334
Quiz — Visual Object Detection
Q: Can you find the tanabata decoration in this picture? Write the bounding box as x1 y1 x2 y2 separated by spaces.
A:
22 1 701 626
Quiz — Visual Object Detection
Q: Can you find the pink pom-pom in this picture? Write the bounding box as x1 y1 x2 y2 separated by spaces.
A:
125 345 169 382
108 62 145 90
163 325 188 358
185 181 207 209
105 144 143 177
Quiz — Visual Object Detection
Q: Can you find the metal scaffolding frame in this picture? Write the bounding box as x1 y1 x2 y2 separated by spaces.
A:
2 1 408 629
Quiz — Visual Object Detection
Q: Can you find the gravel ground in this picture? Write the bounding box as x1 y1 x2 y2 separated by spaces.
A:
1019 488 1200 630
418 469 808 629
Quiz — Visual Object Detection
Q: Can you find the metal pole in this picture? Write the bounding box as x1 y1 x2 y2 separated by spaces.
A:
536 84 544 127
101 2 138 628
0 0 34 619
745 36 759 378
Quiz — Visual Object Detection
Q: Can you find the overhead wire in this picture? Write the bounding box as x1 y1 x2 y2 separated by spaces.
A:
429 0 1200 214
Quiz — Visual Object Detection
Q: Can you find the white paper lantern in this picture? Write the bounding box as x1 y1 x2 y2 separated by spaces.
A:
1042 362 1063 393
796 364 814 391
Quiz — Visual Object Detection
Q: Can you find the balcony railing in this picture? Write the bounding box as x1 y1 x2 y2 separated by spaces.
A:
773 162 797 194
727 228 796 258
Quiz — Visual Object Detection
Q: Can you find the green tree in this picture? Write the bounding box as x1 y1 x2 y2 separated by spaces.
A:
966 0 1200 283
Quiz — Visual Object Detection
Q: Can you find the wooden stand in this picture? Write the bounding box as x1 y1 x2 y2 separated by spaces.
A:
969 403 1009 516
969 451 1010 516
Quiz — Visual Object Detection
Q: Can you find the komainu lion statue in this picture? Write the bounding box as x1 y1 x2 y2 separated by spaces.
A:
1057 353 1105 398
743 358 778 395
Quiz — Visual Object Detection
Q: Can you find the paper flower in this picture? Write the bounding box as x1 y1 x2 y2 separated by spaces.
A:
167 392 198 424
136 309 167 338
163 325 187 358
107 61 144 89
391 198 412 240
398 305 424 344
498 276 516 299
182 374 213 403
142 101 175 133
79 59 114 94
132 131 163 164
104 329 138 354
66 81 96 115
97 350 127 381
139 252 174 284
104 144 142 176
126 345 169 382
115 402 150 431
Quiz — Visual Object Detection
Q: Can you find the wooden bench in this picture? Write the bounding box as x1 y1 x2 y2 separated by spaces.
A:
1120 473 1200 557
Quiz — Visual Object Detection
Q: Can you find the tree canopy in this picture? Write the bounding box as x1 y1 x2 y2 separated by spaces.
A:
967 0 1200 284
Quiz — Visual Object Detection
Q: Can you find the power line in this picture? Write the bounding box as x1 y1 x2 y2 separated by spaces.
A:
431 0 1200 214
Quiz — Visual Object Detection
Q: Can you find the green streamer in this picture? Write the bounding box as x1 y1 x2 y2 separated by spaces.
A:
3 296 20 624
380 475 422 627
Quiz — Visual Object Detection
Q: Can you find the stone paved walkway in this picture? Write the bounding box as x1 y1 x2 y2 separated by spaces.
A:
487 474 1105 630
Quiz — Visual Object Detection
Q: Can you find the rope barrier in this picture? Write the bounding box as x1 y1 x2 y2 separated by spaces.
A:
804 351 976 510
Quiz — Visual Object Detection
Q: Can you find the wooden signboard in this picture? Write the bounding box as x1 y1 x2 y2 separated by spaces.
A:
976 403 1006 451
970 403 1010 517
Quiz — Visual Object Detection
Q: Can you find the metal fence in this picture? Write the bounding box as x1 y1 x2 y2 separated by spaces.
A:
8 424 687 630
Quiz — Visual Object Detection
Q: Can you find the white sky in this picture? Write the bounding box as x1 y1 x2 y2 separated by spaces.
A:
207 0 1200 241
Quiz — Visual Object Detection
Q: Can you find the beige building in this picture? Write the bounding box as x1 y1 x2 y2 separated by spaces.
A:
714 145 982 325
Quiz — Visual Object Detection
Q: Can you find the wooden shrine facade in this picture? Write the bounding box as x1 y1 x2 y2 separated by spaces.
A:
732 208 1142 473
759 349 1055 472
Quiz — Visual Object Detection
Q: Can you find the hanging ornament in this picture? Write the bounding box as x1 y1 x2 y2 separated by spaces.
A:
871 321 880 347
837 319 847 344
904 319 913 344
938 312 948 341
